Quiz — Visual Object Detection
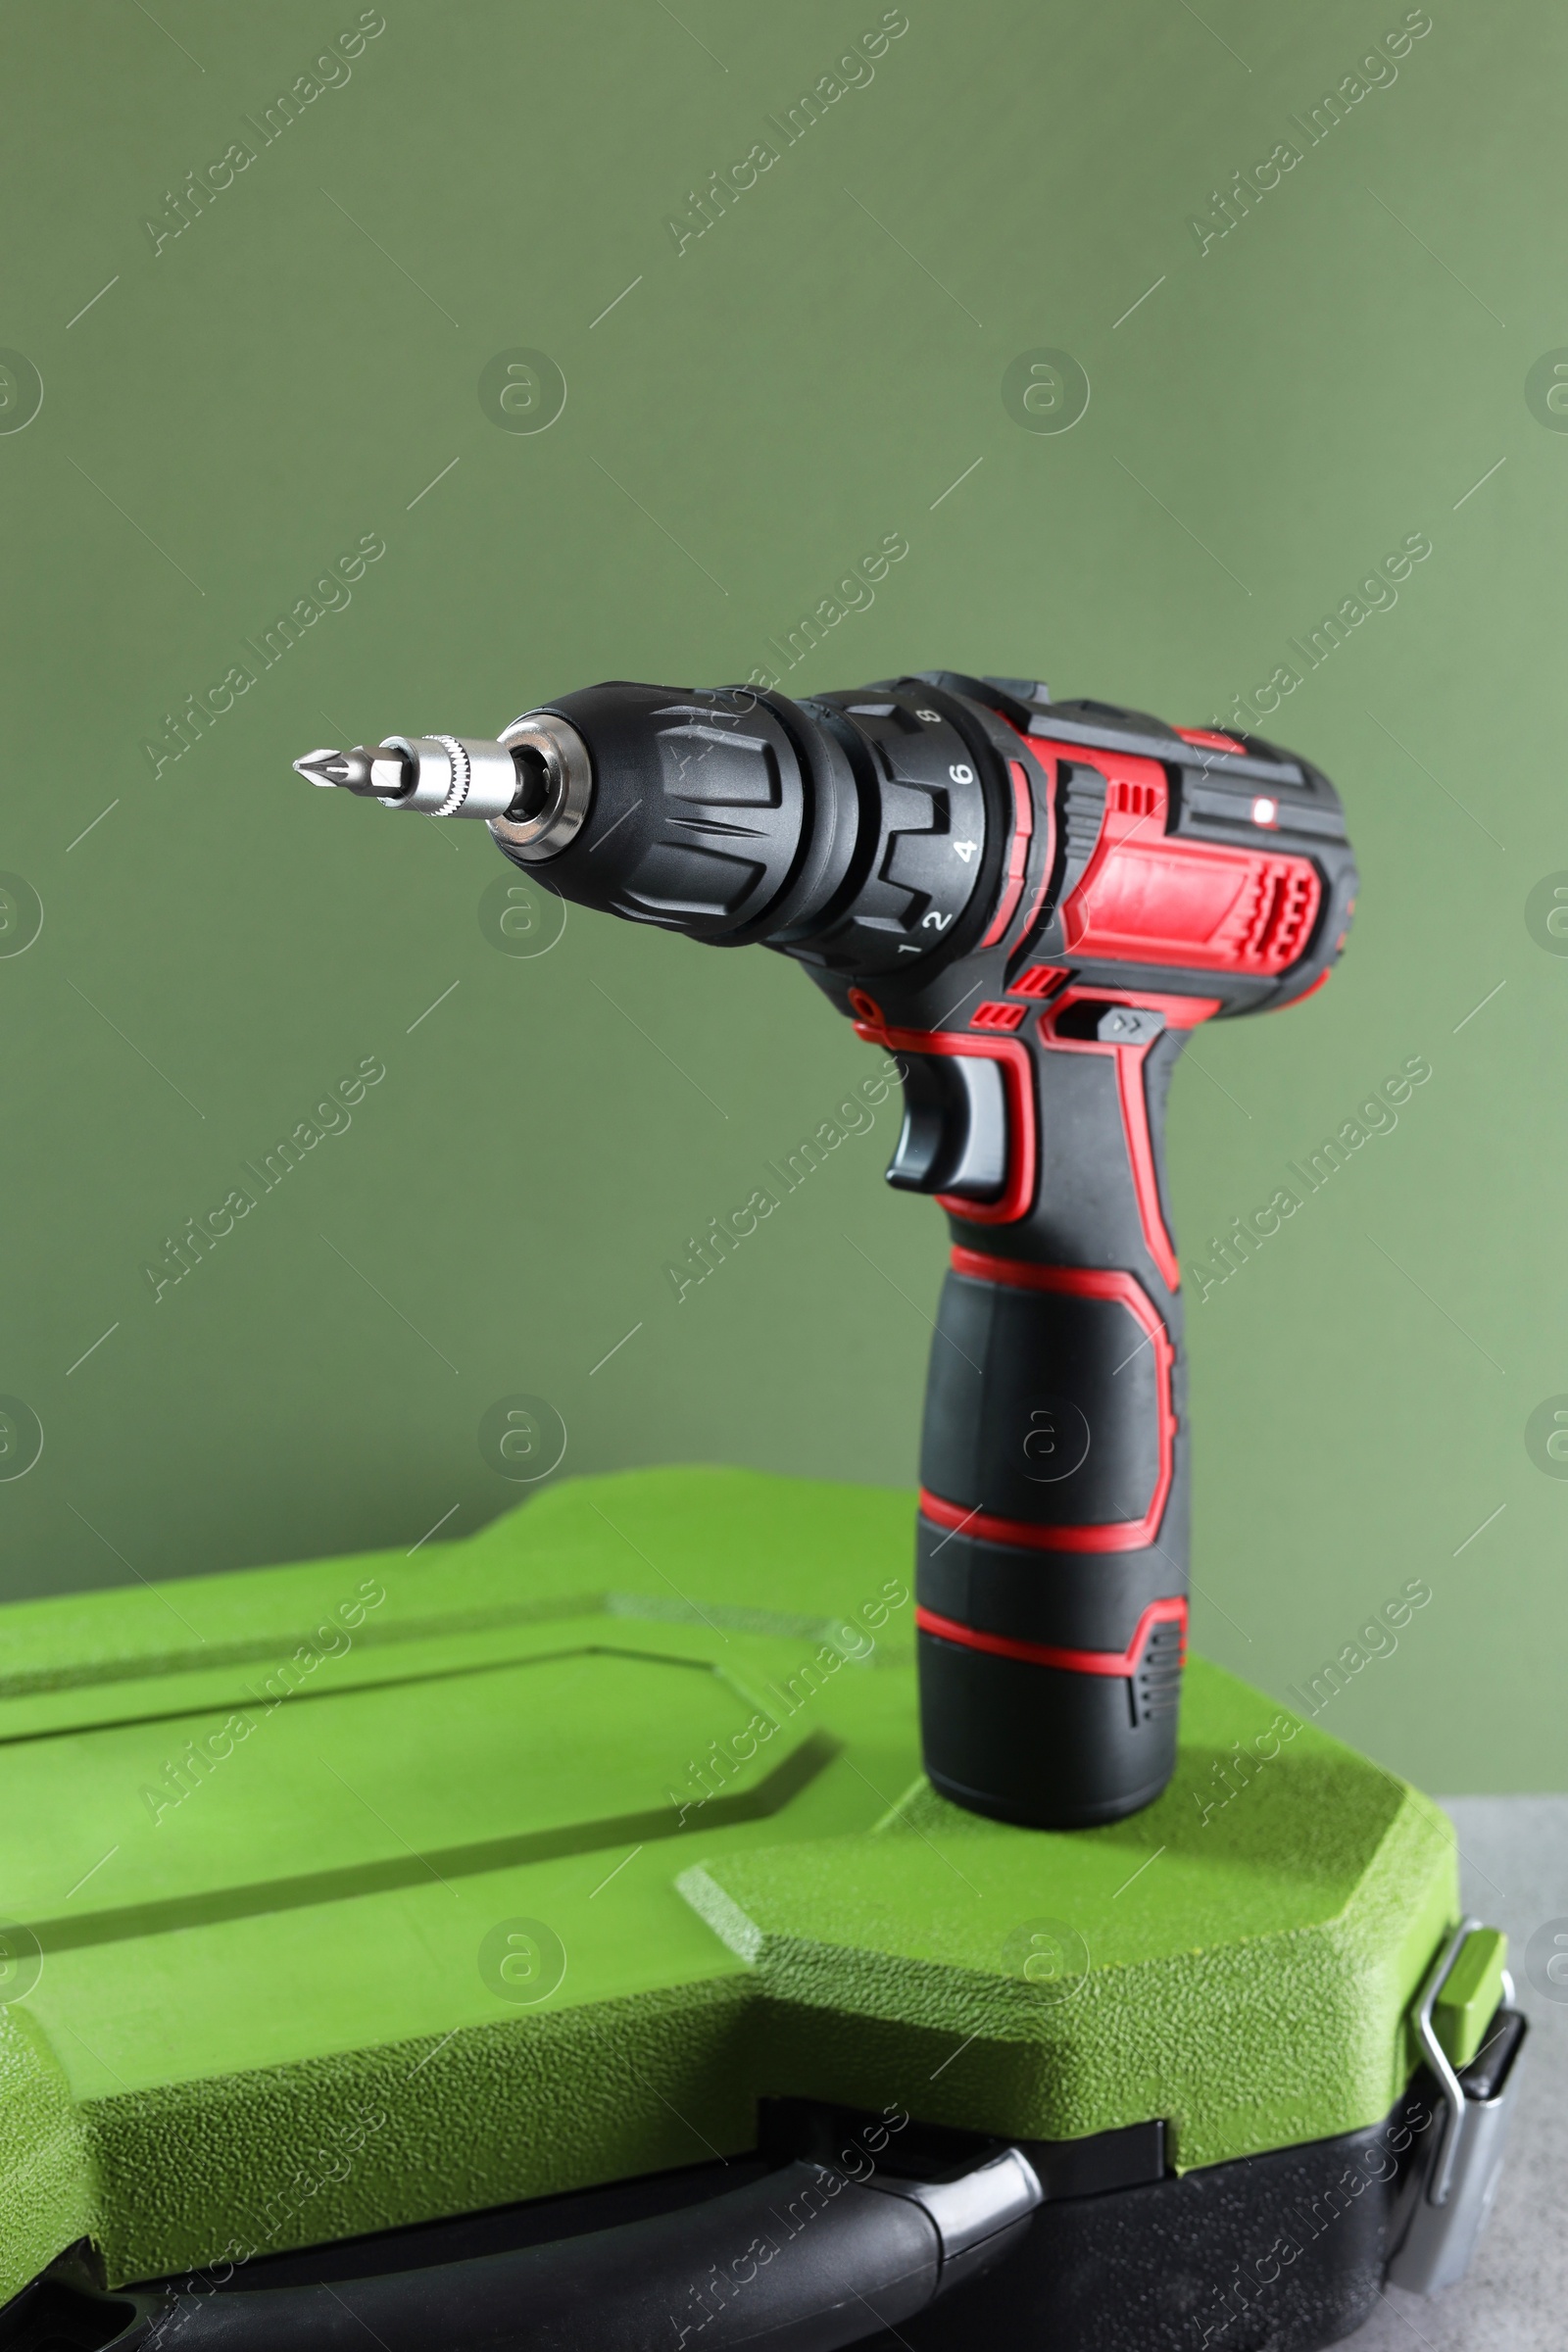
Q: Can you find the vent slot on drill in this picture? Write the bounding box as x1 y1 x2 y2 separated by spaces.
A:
1011 964 1068 1001
1243 862 1318 968
1105 776 1163 821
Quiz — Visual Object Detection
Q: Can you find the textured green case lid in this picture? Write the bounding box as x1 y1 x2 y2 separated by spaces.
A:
0 1466 1455 2300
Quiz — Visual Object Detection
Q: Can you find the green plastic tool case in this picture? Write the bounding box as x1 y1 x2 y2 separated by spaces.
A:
0 1468 1524 2350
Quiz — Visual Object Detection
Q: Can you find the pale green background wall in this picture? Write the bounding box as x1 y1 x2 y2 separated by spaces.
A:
0 0 1560 1790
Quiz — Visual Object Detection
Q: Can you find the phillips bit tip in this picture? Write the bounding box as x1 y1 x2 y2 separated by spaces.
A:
294 746 370 791
292 744 414 797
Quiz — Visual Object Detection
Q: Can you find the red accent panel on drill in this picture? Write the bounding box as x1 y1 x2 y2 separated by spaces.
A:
915 1594 1188 1679
979 760 1037 949
1174 727 1250 756
1030 737 1322 977
928 1251 1178 1550
970 1001 1027 1031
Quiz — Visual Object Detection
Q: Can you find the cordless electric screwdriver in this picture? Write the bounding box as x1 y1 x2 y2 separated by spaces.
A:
292 672 1355 1829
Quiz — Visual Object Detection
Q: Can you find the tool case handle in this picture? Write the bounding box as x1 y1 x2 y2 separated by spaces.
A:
18 2147 1040 2352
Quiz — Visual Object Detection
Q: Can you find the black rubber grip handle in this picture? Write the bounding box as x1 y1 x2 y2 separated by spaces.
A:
915 1023 1190 1828
87 2164 950 2352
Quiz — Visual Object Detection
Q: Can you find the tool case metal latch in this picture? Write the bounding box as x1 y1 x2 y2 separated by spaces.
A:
1385 1916 1528 2297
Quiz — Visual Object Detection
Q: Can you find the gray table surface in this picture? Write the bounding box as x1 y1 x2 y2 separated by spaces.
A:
1346 1797 1566 2352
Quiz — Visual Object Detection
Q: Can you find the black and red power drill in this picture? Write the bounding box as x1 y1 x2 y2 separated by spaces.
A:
293 672 1356 1830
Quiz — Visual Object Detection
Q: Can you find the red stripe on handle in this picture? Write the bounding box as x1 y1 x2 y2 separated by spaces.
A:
1111 1040 1181 1293
948 1249 1172 1309
927 1251 1177 1551
1032 987 1220 1294
920 1490 1161 1555
916 1596 1188 1677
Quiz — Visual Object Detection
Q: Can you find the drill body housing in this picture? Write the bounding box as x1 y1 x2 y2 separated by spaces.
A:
296 668 1356 1828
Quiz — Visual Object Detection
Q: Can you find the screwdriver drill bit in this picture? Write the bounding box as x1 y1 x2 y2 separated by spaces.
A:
292 745 409 796
287 717 590 851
